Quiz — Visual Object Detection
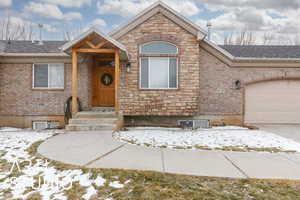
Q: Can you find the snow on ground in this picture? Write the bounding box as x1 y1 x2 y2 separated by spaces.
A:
114 126 300 152
109 181 124 189
0 128 129 200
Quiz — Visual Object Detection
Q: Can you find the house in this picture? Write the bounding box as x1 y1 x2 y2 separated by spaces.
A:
1 1 300 129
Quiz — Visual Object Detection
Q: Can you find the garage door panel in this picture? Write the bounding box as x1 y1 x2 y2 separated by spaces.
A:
245 112 300 124
245 80 300 124
247 101 300 112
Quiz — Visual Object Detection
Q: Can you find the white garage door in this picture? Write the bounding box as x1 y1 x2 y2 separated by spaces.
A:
245 80 300 124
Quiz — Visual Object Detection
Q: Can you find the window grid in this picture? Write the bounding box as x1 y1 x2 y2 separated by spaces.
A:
139 41 179 90
140 57 178 89
140 41 178 54
33 63 64 89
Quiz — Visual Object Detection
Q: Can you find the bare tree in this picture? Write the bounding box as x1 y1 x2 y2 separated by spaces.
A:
223 28 257 45
224 32 234 45
0 15 35 40
262 32 276 45
262 31 300 45
62 22 84 41
290 33 300 45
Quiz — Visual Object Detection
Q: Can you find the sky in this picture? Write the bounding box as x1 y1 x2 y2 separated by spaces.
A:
1 0 300 44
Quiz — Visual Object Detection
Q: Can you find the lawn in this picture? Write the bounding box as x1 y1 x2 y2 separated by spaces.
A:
1 128 300 199
114 126 300 152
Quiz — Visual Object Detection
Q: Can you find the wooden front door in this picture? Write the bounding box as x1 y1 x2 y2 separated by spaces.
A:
92 66 115 107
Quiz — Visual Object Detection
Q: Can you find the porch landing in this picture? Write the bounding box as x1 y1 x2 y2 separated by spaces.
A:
66 108 118 131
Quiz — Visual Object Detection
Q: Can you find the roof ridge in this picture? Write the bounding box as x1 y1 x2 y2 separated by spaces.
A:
109 1 206 39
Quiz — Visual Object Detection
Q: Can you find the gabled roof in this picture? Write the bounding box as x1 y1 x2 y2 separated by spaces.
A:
109 1 207 40
61 27 127 53
220 45 300 59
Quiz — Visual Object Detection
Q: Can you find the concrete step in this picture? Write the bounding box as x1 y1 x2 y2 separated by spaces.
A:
92 107 115 112
75 111 117 118
69 118 117 125
66 124 115 131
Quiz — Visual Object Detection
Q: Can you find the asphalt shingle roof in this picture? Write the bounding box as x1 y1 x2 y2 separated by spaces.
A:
0 40 67 54
220 45 300 59
1 41 300 59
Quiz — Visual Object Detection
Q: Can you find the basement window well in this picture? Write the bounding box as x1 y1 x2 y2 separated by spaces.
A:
32 121 59 130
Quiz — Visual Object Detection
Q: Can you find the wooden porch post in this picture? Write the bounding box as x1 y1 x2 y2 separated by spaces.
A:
72 49 78 115
115 50 120 112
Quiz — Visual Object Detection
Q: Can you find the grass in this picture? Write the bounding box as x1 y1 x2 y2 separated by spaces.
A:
119 139 296 153
195 146 297 153
1 138 300 199
16 140 300 199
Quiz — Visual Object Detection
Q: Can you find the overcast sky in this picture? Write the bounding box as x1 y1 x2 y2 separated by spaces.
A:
0 0 299 43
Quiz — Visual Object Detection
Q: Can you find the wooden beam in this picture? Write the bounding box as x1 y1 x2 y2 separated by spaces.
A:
72 49 78 115
76 49 116 53
73 34 97 49
115 50 120 112
95 41 108 49
85 41 97 49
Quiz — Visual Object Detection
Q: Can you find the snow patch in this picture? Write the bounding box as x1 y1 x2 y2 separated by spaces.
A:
94 176 106 187
114 126 300 152
0 129 122 200
82 185 97 200
109 181 124 188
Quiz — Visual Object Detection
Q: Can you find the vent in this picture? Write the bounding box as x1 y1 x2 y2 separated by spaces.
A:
32 121 59 130
178 120 210 129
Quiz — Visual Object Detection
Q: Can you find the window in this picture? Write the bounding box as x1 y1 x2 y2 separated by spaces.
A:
33 64 64 89
32 121 59 130
140 41 178 89
140 41 178 54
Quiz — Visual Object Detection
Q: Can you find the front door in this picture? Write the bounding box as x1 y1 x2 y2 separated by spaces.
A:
92 65 115 107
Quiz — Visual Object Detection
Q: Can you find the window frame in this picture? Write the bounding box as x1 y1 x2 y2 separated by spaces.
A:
32 121 59 130
139 41 179 55
139 57 178 90
139 41 179 90
32 63 65 90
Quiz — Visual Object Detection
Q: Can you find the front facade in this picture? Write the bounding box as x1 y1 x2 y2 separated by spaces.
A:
1 2 300 128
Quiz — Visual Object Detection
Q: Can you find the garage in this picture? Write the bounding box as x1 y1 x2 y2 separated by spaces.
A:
245 80 300 124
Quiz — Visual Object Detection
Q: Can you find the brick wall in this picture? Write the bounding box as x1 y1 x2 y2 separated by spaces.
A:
199 47 300 116
0 58 92 116
118 13 200 116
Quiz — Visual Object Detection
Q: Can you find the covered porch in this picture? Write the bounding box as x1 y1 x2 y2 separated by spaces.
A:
61 28 128 115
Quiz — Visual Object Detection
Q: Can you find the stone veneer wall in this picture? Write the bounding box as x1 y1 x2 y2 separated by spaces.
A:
117 13 200 116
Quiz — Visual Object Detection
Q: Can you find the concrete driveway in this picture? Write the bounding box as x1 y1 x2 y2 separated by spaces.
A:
256 124 300 143
38 130 300 180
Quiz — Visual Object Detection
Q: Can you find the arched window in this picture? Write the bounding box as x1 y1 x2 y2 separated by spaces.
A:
140 41 178 54
139 41 178 89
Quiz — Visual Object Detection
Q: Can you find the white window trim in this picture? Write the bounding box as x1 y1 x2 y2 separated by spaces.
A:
32 63 64 89
139 41 179 54
139 57 178 90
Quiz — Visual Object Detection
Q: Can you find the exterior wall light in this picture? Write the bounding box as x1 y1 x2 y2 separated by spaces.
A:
235 80 241 90
126 62 131 72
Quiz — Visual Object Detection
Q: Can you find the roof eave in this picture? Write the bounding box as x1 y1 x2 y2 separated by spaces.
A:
0 53 69 57
200 39 300 68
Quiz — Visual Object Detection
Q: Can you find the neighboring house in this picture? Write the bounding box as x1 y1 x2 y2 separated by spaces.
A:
1 1 300 129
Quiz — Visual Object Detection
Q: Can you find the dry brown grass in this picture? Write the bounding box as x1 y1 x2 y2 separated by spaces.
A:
1 139 300 200
24 140 300 200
